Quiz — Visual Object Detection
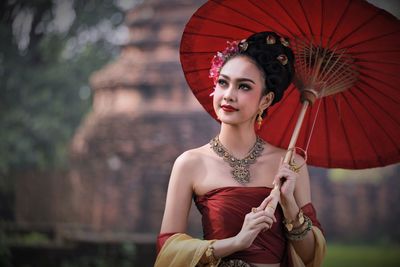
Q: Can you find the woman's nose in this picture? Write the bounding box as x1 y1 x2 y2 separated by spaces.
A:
223 86 236 102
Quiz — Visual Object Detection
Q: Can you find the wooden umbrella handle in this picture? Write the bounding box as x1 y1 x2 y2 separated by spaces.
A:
265 101 310 215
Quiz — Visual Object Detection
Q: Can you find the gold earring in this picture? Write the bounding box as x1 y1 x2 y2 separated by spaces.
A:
257 110 263 130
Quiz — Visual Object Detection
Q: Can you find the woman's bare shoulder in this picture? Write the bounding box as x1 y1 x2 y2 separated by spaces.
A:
172 143 211 175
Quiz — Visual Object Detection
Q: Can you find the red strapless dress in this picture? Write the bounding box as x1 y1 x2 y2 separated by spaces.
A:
158 186 323 265
194 186 285 264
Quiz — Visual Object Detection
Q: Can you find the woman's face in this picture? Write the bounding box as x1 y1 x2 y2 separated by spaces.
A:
213 56 273 127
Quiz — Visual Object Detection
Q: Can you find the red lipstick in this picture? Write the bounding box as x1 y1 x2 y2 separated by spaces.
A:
221 104 239 112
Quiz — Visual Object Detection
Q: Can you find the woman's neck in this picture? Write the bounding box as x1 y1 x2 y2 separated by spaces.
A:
218 123 258 159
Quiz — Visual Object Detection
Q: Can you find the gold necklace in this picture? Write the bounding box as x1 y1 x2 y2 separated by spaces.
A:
210 136 265 184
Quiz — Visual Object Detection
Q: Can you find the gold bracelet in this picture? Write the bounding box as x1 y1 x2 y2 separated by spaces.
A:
283 209 305 232
285 215 312 241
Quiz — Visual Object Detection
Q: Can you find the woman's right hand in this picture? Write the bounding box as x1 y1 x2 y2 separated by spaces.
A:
234 196 277 250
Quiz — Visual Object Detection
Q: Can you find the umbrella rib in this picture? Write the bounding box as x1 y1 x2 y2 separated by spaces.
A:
356 59 400 66
344 29 400 50
354 84 400 132
358 76 400 106
180 51 215 55
341 92 384 166
182 31 238 41
193 14 256 35
350 48 400 55
332 94 357 167
358 82 400 106
358 66 400 81
320 0 324 45
209 0 275 31
348 89 399 160
327 0 352 46
297 0 314 38
183 67 210 75
191 84 214 94
273 0 307 39
333 9 382 47
246 0 297 36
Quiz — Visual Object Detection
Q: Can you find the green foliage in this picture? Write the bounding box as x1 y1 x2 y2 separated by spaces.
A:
59 243 137 267
323 243 400 267
0 230 12 267
328 164 399 183
0 0 124 174
5 231 50 245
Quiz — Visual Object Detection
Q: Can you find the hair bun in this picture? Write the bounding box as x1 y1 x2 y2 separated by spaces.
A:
243 32 295 105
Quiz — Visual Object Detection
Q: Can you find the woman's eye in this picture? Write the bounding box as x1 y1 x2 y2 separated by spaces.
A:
217 79 227 86
239 84 251 91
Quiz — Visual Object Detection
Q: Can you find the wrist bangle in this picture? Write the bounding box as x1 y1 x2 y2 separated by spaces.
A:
285 215 312 241
283 208 304 231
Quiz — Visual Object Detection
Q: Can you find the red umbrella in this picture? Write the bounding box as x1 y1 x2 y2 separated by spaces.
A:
180 0 400 170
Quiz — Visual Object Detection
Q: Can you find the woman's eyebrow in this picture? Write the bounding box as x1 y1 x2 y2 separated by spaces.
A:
220 74 256 84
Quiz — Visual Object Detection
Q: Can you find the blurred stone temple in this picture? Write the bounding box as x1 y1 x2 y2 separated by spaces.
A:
67 0 212 261
69 0 211 239
15 0 212 266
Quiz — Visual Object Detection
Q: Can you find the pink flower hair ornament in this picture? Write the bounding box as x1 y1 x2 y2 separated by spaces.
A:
209 40 241 86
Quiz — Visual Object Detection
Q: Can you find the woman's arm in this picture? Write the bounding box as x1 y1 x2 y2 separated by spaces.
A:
213 196 276 258
160 151 195 234
276 155 317 264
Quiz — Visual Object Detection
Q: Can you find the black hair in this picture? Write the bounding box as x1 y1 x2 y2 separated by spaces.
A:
236 31 295 107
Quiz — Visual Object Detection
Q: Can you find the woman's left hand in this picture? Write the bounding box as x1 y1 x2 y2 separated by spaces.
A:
273 160 299 202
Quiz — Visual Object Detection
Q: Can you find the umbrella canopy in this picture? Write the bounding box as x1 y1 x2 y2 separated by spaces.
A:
180 0 400 169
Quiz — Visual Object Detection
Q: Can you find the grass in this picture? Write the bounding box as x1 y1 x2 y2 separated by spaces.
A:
323 243 400 267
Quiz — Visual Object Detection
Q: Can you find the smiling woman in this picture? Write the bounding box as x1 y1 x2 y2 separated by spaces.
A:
213 57 272 129
155 30 326 267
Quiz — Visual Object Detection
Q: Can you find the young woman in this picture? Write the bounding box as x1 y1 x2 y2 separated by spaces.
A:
155 32 326 267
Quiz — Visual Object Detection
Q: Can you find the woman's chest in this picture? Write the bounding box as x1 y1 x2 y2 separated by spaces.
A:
193 156 278 196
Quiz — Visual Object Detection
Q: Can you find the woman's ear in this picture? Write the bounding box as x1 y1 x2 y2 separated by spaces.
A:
259 92 274 110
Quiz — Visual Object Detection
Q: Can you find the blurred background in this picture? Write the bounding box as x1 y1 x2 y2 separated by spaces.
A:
0 0 399 266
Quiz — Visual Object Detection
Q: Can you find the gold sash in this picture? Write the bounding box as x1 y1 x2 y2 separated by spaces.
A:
289 226 326 267
155 233 212 267
155 227 326 267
